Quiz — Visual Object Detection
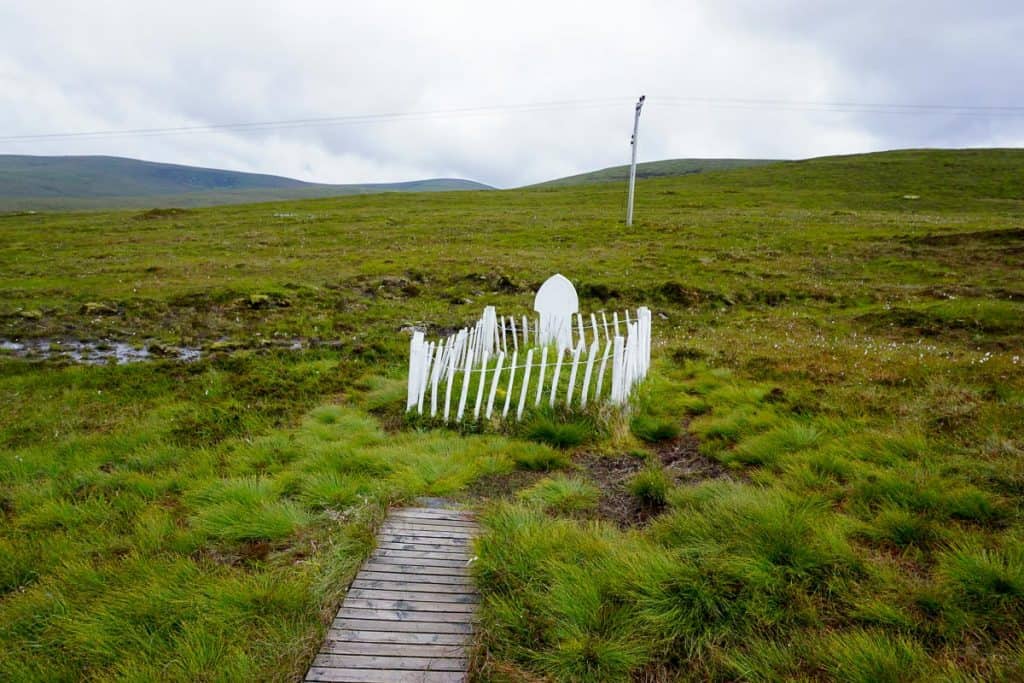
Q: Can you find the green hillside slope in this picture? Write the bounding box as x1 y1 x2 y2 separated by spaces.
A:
532 157 782 187
0 155 493 210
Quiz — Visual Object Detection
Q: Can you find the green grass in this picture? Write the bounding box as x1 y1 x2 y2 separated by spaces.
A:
2 148 1023 680
531 157 781 188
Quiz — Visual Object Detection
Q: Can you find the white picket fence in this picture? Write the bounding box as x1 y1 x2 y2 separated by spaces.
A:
406 306 652 422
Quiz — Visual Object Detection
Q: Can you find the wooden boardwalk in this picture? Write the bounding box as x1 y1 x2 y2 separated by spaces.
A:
304 506 478 683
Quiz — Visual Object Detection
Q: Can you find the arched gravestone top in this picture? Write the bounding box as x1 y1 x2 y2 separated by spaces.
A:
534 274 579 350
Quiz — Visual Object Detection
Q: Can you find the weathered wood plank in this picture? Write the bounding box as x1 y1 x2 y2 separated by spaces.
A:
325 629 469 646
313 654 467 671
369 551 469 566
351 579 475 593
382 521 476 533
332 617 473 634
338 606 475 622
378 534 470 547
347 588 478 603
320 640 468 657
306 667 464 682
359 568 468 582
375 544 470 557
362 561 468 575
341 598 477 613
379 526 474 539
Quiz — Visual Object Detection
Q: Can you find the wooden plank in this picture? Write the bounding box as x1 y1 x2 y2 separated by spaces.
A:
306 667 464 682
351 579 475 593
372 549 470 563
313 654 466 671
320 641 468 657
377 534 470 547
376 543 470 555
362 561 468 575
347 588 478 604
342 598 477 613
337 607 474 623
325 629 469 646
358 569 468 585
379 526 474 539
332 617 473 634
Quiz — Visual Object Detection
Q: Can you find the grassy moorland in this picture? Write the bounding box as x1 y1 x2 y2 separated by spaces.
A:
1 148 1023 681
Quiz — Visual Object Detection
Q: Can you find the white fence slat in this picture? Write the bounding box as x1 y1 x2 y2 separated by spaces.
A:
522 316 529 347
473 351 490 419
500 316 508 354
510 317 518 351
566 342 584 407
502 350 518 418
613 311 621 337
456 346 474 421
576 313 585 349
486 352 505 419
430 338 446 417
517 349 534 420
601 311 611 343
549 348 564 408
407 331 424 410
444 338 459 421
611 335 625 404
535 346 548 406
417 341 434 413
595 339 612 401
590 313 600 347
580 339 599 407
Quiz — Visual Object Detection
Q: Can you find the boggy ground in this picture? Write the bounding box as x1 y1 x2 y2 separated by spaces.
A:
2 149 1023 681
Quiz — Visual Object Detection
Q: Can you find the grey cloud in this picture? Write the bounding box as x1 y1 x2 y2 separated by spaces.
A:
1 1 1021 188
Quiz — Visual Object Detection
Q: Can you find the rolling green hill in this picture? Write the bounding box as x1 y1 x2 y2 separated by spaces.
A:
531 157 783 187
0 155 493 211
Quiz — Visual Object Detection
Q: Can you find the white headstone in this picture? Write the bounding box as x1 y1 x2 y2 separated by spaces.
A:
534 273 579 350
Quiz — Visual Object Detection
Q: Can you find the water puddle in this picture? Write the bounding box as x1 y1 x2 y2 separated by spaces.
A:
0 339 201 365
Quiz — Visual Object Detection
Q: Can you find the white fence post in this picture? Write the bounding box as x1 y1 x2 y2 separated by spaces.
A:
502 350 518 418
517 349 534 421
566 342 584 407
474 351 490 419
535 346 548 406
549 348 565 408
580 339 599 407
486 352 504 419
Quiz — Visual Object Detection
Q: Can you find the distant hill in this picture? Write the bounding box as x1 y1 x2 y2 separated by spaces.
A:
0 155 493 211
531 158 783 188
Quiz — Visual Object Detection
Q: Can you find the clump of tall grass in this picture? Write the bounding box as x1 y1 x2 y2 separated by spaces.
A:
627 467 672 507
630 415 680 443
820 629 929 683
517 475 600 515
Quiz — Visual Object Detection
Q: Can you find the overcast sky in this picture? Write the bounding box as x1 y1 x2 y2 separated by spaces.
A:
1 1 1022 187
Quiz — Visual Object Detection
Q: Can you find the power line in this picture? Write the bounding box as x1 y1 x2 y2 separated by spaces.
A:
2 94 1022 144
0 98 632 143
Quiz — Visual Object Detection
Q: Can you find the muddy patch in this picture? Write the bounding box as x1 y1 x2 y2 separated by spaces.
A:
578 426 730 528
464 469 548 503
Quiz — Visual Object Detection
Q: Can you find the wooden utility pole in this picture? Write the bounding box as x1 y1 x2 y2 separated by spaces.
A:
626 95 645 227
